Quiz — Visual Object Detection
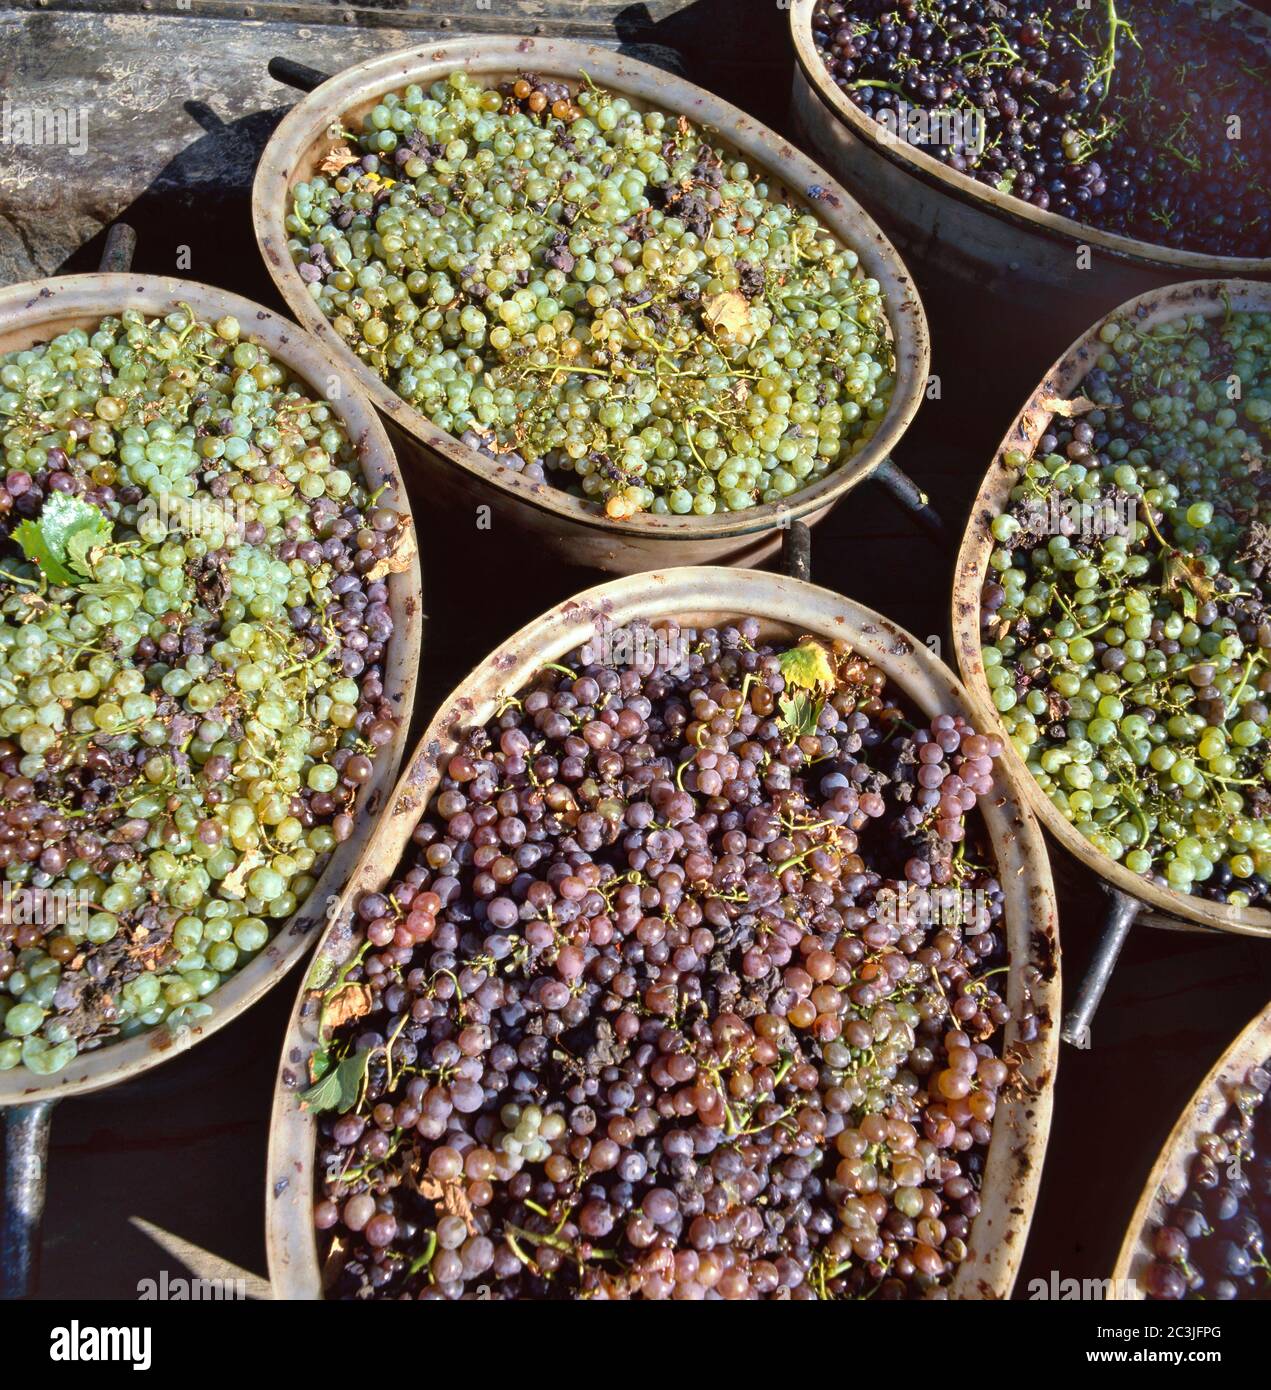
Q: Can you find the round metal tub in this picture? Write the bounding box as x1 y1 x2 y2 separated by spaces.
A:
1111 1001 1271 1299
789 0 1271 330
266 566 1060 1299
0 270 422 1294
952 277 1271 944
252 37 930 575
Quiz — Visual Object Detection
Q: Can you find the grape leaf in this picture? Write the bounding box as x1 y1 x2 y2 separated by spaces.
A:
1038 393 1097 419
778 690 823 741
322 982 374 1034
1162 551 1215 615
778 639 836 693
11 520 76 585
703 291 751 339
299 1047 372 1113
11 494 112 586
65 520 113 577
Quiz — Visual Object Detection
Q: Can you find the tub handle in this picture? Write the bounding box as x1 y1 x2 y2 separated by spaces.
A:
780 521 812 582
269 58 333 94
1061 888 1142 1048
1 1099 56 1300
873 459 944 541
98 222 137 275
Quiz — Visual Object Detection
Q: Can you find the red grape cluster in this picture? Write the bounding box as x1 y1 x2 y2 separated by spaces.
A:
308 621 1038 1299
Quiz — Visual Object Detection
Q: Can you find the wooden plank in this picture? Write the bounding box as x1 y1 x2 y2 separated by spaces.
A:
0 10 683 284
4 0 692 38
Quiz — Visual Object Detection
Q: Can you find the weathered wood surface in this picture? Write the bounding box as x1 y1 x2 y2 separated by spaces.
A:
0 12 692 284
0 0 791 285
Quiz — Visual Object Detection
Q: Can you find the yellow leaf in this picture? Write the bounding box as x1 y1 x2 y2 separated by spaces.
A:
778 639 836 693
703 291 751 339
1038 393 1097 418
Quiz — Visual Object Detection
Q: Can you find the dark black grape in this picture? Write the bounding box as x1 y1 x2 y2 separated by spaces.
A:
810 0 1271 258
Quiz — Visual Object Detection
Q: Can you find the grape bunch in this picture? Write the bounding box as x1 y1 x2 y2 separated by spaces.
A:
811 0 1271 258
0 307 406 1074
980 309 1270 908
288 70 895 520
307 622 1042 1300
1143 1051 1271 1301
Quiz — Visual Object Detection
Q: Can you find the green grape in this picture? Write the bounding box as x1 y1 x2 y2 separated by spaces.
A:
290 72 894 520
979 309 1271 908
0 307 406 1074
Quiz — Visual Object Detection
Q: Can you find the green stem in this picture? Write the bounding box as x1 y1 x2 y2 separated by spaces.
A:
407 1229 438 1278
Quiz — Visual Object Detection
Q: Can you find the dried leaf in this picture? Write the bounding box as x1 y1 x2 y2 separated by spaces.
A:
417 1174 478 1234
219 849 263 900
323 982 373 1033
1162 551 1217 609
1241 449 1263 475
468 423 522 457
318 145 359 176
321 1234 350 1292
365 525 418 583
778 639 836 693
703 291 751 339
1038 393 1097 419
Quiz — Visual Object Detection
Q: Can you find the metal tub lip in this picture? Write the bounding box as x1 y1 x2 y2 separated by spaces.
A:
266 566 1060 1300
0 272 423 1104
251 35 930 556
789 0 1271 279
952 276 1271 939
1110 1002 1271 1299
